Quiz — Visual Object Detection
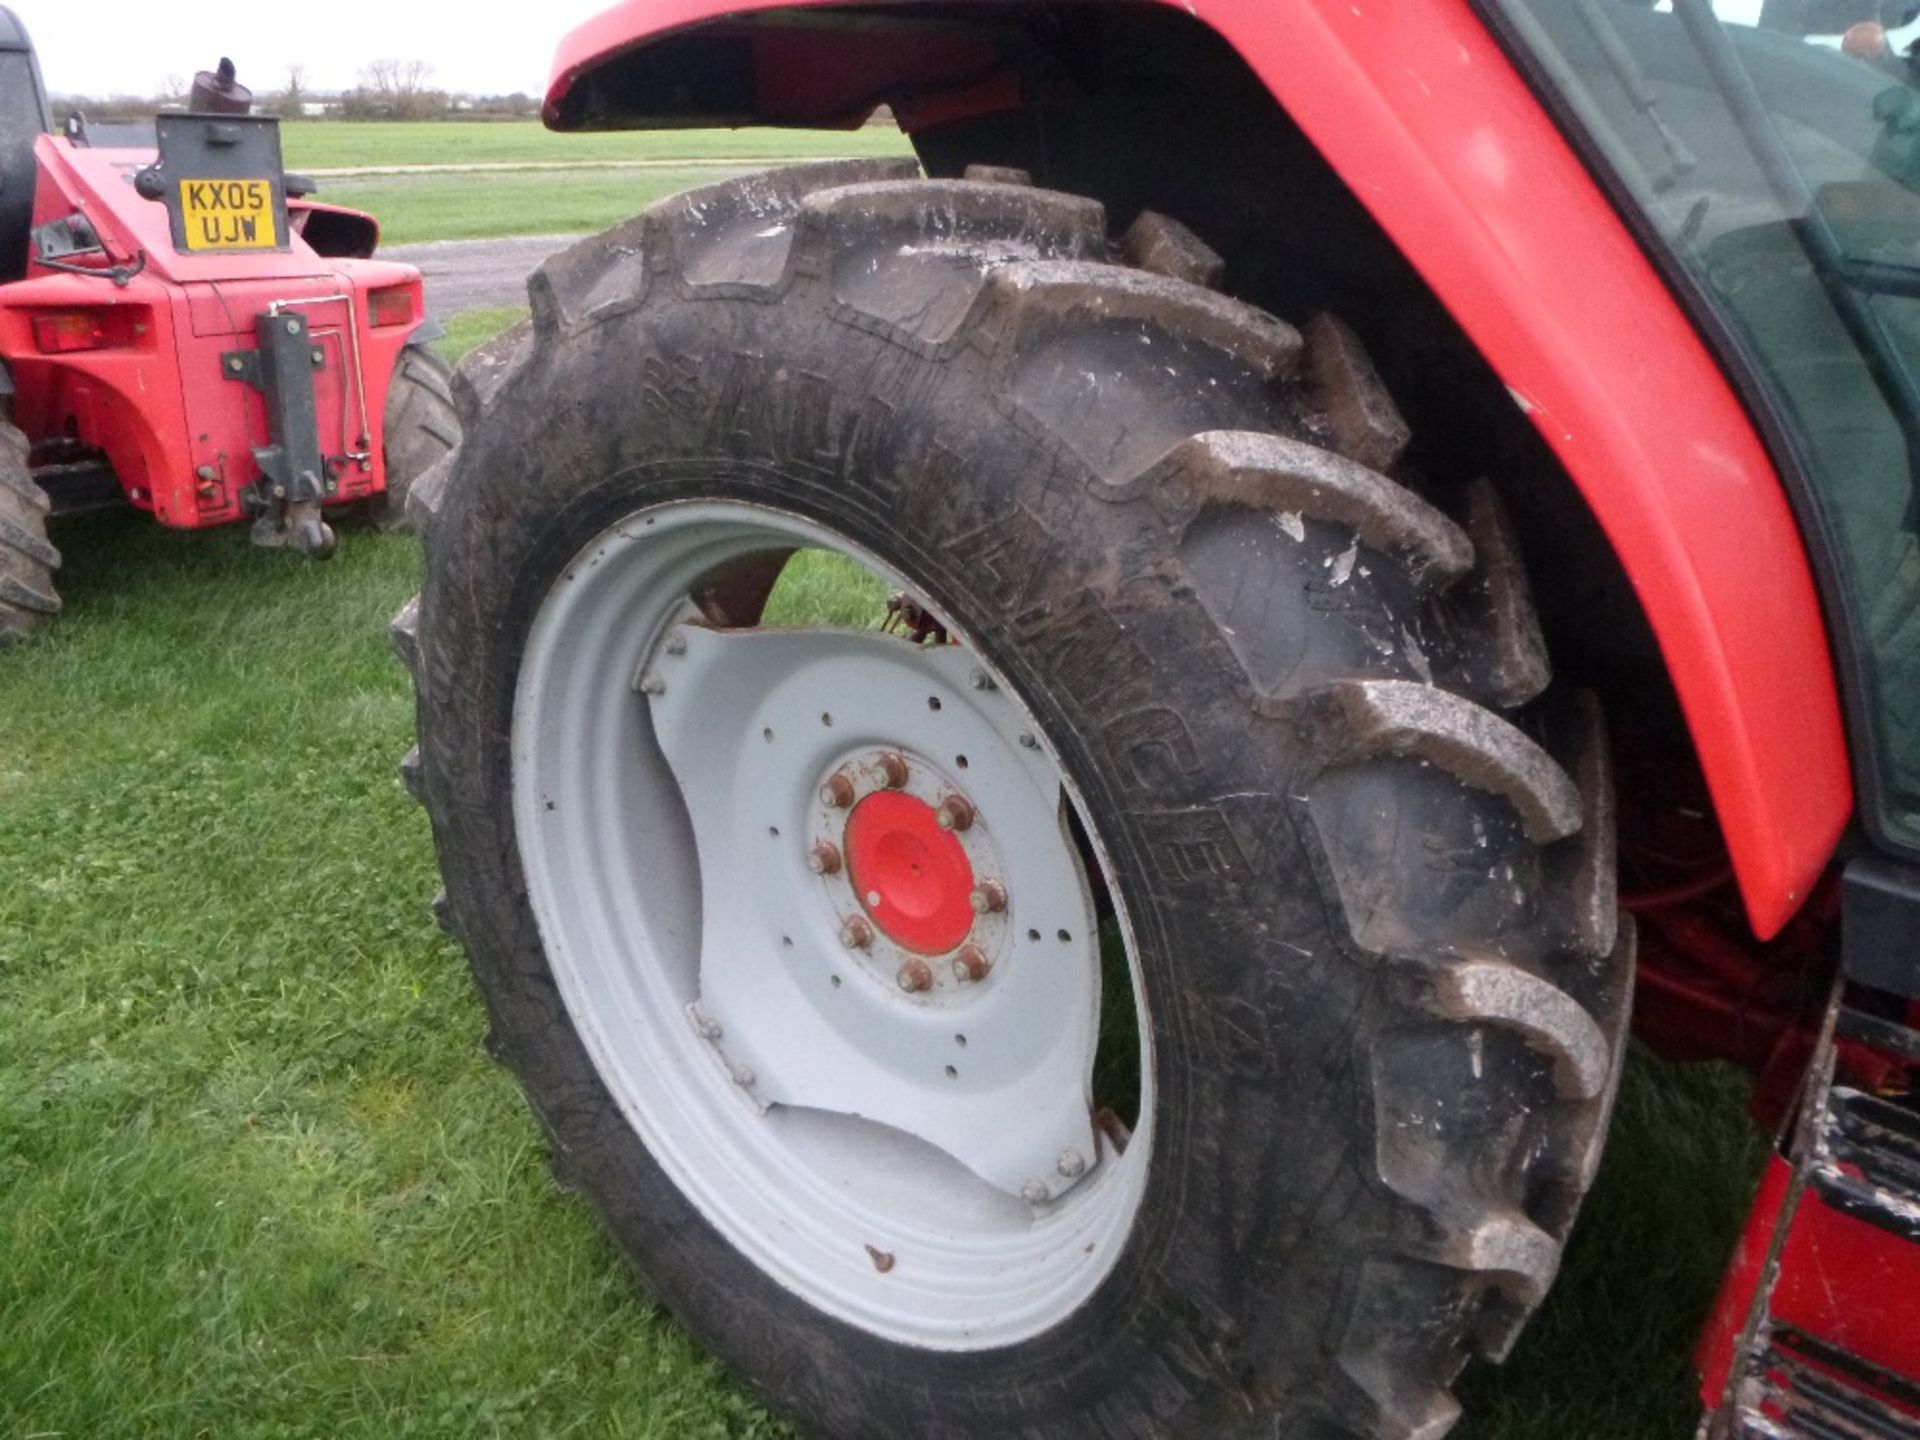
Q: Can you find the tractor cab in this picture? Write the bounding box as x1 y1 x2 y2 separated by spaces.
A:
1486 0 1920 1428
0 6 49 285
1495 0 1920 865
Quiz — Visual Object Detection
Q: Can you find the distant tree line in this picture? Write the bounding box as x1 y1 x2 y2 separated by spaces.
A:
49 60 540 122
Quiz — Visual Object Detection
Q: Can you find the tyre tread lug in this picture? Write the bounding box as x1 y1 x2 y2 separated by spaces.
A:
1307 678 1584 843
1425 958 1610 1100
1147 429 1472 589
1305 311 1412 474
987 258 1302 381
1121 209 1226 290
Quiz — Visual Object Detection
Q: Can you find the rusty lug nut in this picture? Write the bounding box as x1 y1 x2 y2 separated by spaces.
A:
968 880 1006 915
820 771 856 808
951 944 992 984
876 751 909 789
808 841 843 875
896 959 934 993
935 794 975 832
841 916 874 950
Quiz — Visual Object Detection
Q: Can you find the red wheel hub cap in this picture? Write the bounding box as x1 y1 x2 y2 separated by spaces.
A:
844 790 976 955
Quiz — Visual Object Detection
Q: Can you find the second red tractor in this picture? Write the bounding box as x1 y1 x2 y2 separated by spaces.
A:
0 16 458 643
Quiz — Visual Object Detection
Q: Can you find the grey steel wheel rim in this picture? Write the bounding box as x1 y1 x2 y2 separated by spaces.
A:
511 499 1155 1349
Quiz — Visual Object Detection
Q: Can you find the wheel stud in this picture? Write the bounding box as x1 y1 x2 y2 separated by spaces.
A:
968 880 1006 914
808 841 842 875
841 916 874 950
951 944 991 984
896 959 933 993
935 795 975 832
876 751 909 788
1056 1148 1088 1179
820 771 856 808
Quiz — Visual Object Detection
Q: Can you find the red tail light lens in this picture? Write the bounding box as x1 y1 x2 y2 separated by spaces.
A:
32 310 107 353
29 307 148 354
368 285 415 328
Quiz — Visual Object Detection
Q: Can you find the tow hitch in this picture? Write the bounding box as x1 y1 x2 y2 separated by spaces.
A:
223 309 336 559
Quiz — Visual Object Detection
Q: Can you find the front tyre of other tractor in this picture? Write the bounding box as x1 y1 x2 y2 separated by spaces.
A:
368 343 459 532
0 417 59 646
396 162 1633 1439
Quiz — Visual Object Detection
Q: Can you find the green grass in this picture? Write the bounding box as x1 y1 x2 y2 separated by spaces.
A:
1459 1057 1767 1436
433 307 531 364
330 167 781 246
287 122 912 245
1 212 1766 1440
281 121 913 172
0 516 790 1439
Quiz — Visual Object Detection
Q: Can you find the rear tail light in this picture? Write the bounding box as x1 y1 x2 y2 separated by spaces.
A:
368 285 415 328
29 306 150 354
32 311 107 353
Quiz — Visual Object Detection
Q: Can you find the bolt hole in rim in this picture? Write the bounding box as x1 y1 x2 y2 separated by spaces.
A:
511 501 1154 1350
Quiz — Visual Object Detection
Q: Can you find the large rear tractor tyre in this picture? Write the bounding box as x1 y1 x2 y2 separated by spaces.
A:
369 342 460 532
0 417 59 646
395 162 1633 1439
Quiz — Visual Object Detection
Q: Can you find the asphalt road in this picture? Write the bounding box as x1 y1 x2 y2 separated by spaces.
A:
384 233 584 318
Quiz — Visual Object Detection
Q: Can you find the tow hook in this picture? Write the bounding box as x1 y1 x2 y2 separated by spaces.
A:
290 507 336 559
242 488 335 558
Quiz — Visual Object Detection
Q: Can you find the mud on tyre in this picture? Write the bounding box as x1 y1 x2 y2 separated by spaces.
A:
395 159 1633 1439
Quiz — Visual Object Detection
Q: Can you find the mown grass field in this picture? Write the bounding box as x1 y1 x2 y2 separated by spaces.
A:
279 120 914 171
322 168 768 247
283 122 915 245
0 130 1770 1439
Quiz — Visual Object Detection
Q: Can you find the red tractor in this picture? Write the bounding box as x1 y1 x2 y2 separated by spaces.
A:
390 0 1920 1435
0 12 459 644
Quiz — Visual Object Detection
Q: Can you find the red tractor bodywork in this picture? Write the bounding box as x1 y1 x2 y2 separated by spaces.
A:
1700 1144 1920 1425
0 131 424 534
544 1 1920 1432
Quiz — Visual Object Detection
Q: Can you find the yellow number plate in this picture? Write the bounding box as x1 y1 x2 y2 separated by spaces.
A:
178 178 278 251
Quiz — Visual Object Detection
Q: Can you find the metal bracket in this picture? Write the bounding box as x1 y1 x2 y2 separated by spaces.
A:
221 310 335 558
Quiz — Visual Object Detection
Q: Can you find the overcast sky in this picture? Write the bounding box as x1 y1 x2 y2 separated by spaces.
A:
23 0 616 99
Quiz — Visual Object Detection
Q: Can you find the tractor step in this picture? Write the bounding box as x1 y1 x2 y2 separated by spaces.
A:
1732 1333 1920 1440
